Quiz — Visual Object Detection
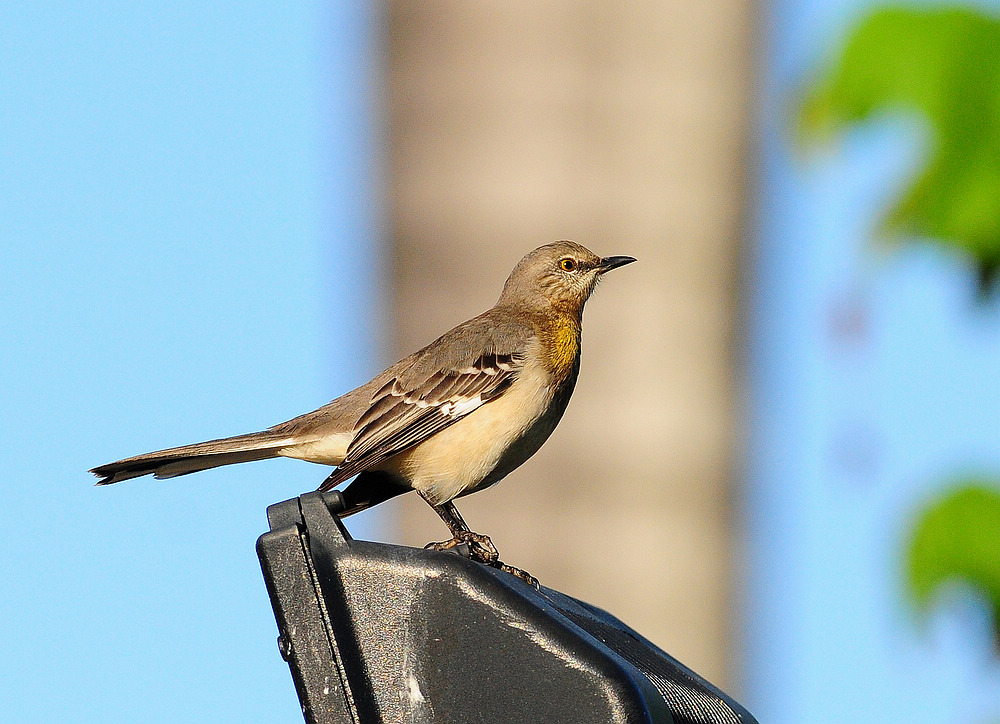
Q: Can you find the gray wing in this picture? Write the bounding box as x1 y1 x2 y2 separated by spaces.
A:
318 350 524 490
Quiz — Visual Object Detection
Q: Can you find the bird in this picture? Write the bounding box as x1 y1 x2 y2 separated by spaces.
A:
91 241 635 583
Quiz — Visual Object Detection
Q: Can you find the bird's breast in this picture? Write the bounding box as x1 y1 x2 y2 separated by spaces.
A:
384 340 574 505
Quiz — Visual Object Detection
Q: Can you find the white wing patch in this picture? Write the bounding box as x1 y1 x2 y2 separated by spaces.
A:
440 395 484 417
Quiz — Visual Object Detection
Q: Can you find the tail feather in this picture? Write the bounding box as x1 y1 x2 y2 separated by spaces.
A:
337 471 411 517
90 430 298 485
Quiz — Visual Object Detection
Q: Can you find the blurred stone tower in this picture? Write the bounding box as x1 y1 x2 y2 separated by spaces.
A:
381 1 752 687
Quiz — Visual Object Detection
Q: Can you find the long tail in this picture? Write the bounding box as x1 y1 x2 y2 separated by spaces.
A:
90 430 299 485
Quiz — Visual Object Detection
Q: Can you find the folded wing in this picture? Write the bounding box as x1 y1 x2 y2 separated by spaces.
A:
319 352 523 490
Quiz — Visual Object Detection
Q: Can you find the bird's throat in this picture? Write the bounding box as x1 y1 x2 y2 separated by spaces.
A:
542 315 581 377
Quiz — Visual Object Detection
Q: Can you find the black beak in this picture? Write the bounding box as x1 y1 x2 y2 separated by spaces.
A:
599 255 637 272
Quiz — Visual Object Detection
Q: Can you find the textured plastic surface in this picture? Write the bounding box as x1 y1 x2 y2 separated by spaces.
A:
257 491 757 724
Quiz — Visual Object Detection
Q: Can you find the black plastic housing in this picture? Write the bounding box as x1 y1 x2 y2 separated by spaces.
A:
256 491 757 724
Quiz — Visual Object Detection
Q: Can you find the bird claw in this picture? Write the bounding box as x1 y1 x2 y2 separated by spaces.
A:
425 530 499 564
424 533 538 586
495 561 539 588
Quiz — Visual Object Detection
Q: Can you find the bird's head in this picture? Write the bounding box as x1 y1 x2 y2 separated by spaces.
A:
498 241 636 313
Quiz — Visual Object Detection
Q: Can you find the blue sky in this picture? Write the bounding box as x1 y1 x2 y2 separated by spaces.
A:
0 3 379 721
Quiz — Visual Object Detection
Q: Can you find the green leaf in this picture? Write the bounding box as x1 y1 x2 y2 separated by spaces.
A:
905 483 1000 635
799 6 1000 294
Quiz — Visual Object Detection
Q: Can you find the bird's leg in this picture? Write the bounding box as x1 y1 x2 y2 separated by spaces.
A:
420 494 539 587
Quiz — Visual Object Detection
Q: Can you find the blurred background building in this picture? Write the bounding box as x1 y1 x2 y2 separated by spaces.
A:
3 1 1000 723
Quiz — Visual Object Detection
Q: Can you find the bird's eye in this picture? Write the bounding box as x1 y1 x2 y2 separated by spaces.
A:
559 258 578 272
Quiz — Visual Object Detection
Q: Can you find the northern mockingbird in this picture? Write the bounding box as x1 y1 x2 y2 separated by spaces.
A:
92 241 635 583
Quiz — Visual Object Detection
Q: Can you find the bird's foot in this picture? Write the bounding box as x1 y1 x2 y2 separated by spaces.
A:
425 530 499 564
424 530 538 588
494 561 539 588
425 532 539 587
